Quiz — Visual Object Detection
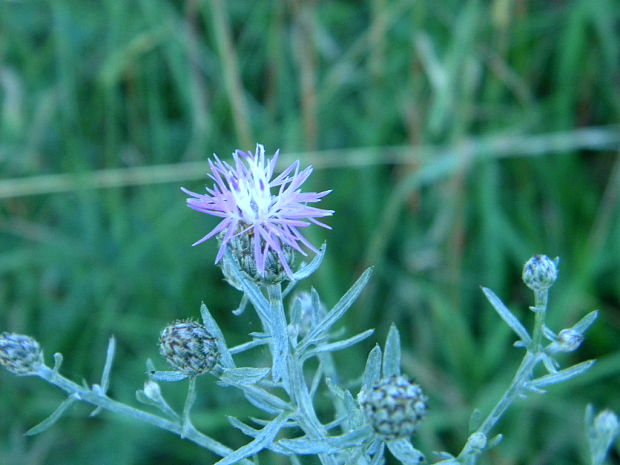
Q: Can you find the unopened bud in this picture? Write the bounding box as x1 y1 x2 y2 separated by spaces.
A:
0 332 43 376
159 320 219 376
550 328 583 353
466 432 487 452
220 231 295 285
143 380 163 401
522 255 558 291
358 375 428 440
594 410 619 437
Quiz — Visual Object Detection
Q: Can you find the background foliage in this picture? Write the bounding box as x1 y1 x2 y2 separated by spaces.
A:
1 1 619 464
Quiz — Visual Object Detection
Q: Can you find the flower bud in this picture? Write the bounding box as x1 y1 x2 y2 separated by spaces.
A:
0 332 43 376
221 231 295 285
159 320 219 376
143 380 163 401
522 255 558 291
594 409 619 436
550 328 583 353
358 375 428 440
289 292 324 339
466 432 487 452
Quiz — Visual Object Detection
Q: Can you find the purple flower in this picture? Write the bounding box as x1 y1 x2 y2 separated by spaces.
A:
182 144 334 277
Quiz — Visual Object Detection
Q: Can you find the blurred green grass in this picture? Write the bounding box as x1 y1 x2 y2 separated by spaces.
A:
1 1 619 464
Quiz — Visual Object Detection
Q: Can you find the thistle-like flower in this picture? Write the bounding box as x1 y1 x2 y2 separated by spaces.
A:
182 144 333 277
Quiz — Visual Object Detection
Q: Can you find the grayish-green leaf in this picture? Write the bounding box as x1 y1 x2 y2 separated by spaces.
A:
52 353 63 373
90 336 117 417
136 381 179 420
227 416 292 456
573 310 599 334
303 329 374 361
232 295 249 316
299 268 373 353
214 413 290 465
585 404 620 465
293 242 327 280
386 439 425 464
229 338 268 355
278 428 370 455
201 302 235 369
25 395 78 436
100 336 116 393
468 408 482 433
239 384 289 414
220 367 270 386
528 360 595 389
369 441 386 465
382 324 401 378
150 370 188 382
482 287 531 344
362 345 382 391
223 251 272 326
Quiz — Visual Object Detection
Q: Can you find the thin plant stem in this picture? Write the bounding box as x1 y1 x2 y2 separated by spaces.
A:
458 287 551 464
182 376 197 437
265 282 339 465
266 283 291 392
35 365 253 464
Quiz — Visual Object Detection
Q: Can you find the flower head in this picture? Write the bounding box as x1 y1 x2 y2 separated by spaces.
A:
522 254 558 292
159 320 219 376
358 375 428 440
0 332 43 376
182 144 333 277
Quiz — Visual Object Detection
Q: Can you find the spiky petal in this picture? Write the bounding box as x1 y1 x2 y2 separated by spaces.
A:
182 144 334 277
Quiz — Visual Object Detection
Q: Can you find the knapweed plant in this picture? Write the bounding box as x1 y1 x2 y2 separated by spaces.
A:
1 145 618 465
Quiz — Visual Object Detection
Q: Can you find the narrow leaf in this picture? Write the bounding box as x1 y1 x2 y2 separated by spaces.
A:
100 336 116 393
292 242 326 280
52 353 63 373
201 302 235 369
303 329 374 360
223 251 272 326
228 416 259 437
26 395 78 436
468 408 482 433
362 345 382 391
150 370 188 382
482 287 531 344
528 360 596 389
278 428 369 455
219 367 270 386
573 310 598 334
369 442 386 465
299 268 373 353
229 338 268 355
386 439 425 464
232 295 249 316
240 384 290 414
383 324 401 378
228 417 292 455
214 413 290 465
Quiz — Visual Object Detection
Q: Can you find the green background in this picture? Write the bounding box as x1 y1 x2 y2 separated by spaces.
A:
1 1 619 464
